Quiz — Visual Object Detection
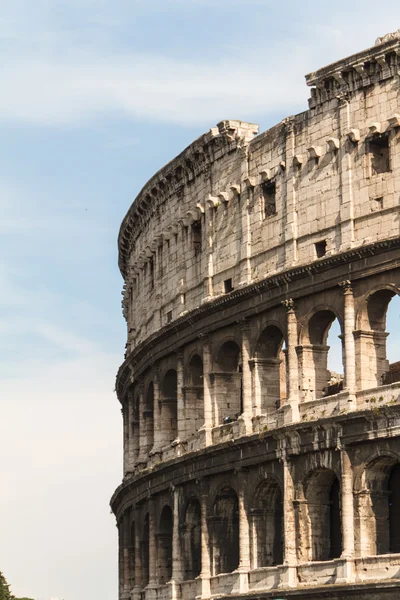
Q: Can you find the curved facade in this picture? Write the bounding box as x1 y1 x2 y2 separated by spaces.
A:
112 32 400 600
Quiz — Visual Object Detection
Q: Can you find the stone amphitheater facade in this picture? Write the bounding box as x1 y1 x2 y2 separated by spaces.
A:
111 32 400 600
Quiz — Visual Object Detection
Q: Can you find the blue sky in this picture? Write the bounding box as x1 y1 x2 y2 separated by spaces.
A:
0 2 399 599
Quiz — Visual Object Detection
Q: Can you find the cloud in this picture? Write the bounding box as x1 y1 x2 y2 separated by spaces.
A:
0 50 309 127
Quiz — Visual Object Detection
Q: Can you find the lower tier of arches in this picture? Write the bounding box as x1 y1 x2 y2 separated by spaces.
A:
115 412 400 600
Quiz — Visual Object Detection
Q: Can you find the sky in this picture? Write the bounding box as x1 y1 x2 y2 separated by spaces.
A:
0 2 399 599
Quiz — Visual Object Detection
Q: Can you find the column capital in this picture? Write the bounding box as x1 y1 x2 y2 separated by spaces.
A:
282 298 296 312
198 332 211 344
175 347 184 360
339 279 353 294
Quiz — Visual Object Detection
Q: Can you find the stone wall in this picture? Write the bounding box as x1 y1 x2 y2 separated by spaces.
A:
112 32 400 600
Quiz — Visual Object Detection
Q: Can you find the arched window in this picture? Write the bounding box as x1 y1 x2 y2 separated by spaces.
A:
299 469 342 562
251 479 283 568
358 457 400 556
254 325 287 414
160 370 178 445
182 497 202 580
300 311 343 401
211 487 239 575
185 355 204 436
356 290 400 390
144 382 154 454
214 341 241 425
157 505 173 584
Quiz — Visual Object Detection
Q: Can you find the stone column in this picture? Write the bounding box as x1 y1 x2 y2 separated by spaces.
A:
122 404 129 476
236 473 250 593
171 486 182 595
201 336 213 445
340 281 356 405
340 447 355 581
240 320 252 432
127 389 137 472
283 118 298 266
282 454 297 587
239 180 253 285
338 96 355 251
176 350 185 442
151 367 162 454
282 300 299 422
137 379 146 465
198 482 211 599
148 498 157 586
132 505 143 600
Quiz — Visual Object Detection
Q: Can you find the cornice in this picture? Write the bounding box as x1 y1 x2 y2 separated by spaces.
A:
115 237 400 401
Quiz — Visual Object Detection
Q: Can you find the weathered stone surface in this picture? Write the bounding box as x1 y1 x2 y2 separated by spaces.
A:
112 32 400 600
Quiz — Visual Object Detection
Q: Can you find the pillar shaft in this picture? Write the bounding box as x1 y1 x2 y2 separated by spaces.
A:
340 281 356 397
199 485 211 598
238 478 250 570
172 487 182 582
340 448 355 558
283 456 297 565
202 337 213 439
241 323 252 423
151 369 161 453
148 499 157 585
177 352 185 441
283 300 299 421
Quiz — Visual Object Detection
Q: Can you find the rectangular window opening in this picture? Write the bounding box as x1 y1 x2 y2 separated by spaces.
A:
191 221 202 256
369 134 390 175
262 181 277 217
224 278 234 293
149 256 154 289
167 310 172 323
315 240 327 258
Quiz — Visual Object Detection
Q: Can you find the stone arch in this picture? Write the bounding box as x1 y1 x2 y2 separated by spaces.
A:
254 324 287 413
182 495 202 580
213 340 242 425
251 478 283 568
355 286 400 390
157 505 173 584
160 369 178 445
185 354 204 436
299 307 344 402
356 453 400 556
297 468 342 562
211 486 239 575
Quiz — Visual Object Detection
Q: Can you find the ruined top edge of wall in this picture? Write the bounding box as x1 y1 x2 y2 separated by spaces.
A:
305 35 400 89
117 120 259 275
117 33 400 278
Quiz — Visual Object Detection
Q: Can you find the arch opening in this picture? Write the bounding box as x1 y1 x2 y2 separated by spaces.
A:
300 311 343 401
185 355 204 436
182 497 202 580
251 479 283 568
357 290 400 390
213 341 242 425
254 326 287 413
301 469 342 562
157 505 173 584
160 369 178 445
211 487 239 575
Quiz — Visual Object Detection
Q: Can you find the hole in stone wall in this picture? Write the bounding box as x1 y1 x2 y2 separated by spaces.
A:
191 221 202 256
368 134 390 175
224 278 233 293
370 196 384 211
167 310 172 323
262 181 277 217
315 240 327 258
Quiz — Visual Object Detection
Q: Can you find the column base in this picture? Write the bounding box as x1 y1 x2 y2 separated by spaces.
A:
195 574 210 600
198 426 213 446
232 569 249 594
279 563 297 588
132 585 142 600
238 414 252 435
281 401 299 424
336 557 356 583
167 579 181 600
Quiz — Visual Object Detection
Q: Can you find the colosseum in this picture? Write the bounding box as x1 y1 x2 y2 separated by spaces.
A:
111 31 400 600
